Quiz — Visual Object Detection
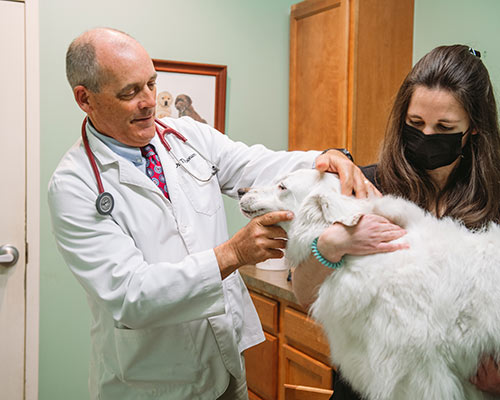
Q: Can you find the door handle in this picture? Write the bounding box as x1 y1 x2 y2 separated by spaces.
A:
0 244 19 267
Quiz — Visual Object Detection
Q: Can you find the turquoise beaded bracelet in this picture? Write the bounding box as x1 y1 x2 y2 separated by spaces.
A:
311 237 344 269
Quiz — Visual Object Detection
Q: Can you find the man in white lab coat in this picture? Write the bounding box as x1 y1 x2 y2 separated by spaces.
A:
48 28 378 400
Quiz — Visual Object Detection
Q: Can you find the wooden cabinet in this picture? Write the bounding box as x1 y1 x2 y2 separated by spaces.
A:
245 289 334 400
289 0 414 165
246 331 279 400
282 345 332 390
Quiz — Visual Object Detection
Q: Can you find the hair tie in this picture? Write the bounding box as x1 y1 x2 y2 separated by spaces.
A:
469 47 481 58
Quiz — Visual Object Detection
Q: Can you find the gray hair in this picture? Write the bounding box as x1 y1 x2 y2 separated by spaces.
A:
66 37 103 92
66 28 134 92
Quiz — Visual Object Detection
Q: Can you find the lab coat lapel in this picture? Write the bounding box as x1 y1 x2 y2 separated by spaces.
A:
86 131 166 195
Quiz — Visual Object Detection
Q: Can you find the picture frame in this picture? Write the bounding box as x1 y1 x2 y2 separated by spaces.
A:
152 59 227 133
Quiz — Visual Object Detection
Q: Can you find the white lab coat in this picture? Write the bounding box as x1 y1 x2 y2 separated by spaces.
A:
48 117 319 399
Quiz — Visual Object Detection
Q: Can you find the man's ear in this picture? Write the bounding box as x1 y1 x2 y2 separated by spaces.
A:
73 85 92 113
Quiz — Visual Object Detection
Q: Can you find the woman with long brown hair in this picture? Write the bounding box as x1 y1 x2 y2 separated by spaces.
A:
293 44 500 398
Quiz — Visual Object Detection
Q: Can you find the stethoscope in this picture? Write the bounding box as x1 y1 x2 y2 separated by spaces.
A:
81 117 219 216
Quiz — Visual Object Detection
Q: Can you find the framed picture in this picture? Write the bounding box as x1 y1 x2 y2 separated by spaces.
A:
152 59 227 133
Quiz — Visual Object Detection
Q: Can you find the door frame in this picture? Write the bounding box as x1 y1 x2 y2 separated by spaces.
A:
25 0 40 398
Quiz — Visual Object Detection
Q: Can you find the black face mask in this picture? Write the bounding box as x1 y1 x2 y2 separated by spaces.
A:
402 122 465 170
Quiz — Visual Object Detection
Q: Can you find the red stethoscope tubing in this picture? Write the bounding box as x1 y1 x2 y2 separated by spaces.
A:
81 117 186 195
81 117 106 194
154 117 187 151
81 117 218 215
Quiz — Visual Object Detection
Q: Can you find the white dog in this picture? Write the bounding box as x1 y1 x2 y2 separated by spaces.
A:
239 168 500 400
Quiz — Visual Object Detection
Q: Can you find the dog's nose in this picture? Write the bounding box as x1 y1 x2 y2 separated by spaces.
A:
237 188 249 199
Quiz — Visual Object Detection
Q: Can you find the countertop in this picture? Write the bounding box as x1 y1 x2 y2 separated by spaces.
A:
239 264 299 304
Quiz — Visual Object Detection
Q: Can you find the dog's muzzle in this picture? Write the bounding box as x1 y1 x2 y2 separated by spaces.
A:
237 187 250 200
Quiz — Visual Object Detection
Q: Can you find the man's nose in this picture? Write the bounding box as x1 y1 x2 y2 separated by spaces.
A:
139 87 156 109
237 188 249 199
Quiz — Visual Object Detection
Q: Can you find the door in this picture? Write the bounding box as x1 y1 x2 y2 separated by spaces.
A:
0 1 28 399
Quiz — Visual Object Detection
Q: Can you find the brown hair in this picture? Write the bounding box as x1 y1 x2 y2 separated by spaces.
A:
377 44 500 229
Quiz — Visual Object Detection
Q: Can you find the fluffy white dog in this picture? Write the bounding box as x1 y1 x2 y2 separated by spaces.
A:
239 168 500 400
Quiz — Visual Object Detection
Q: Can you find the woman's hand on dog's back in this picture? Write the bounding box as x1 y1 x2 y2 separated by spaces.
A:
293 214 408 309
318 214 409 261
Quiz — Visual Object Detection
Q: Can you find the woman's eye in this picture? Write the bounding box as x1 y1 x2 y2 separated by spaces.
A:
409 120 423 127
437 124 453 131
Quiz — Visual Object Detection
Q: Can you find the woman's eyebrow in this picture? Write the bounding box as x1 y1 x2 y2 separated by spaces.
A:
437 118 460 123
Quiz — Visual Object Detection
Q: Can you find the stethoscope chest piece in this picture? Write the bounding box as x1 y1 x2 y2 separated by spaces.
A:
82 117 218 216
96 192 114 215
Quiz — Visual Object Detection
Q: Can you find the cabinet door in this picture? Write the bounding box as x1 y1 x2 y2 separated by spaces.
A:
245 332 279 400
289 0 350 151
351 0 414 165
248 390 264 400
284 307 331 365
250 291 279 335
282 344 333 390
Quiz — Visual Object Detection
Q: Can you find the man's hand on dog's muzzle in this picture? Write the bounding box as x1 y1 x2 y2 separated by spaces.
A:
214 211 294 279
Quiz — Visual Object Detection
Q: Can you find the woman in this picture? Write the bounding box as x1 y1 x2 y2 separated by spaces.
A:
293 45 500 398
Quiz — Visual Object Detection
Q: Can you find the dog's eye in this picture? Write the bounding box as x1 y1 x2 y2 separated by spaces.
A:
278 183 287 191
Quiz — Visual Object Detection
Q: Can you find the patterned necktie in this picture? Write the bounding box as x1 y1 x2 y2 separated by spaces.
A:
141 144 169 199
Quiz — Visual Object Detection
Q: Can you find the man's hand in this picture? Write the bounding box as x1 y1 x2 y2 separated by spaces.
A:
315 149 379 198
215 211 293 279
471 356 500 395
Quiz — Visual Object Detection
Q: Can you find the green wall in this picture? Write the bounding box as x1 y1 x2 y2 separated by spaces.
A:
413 0 500 103
39 1 500 399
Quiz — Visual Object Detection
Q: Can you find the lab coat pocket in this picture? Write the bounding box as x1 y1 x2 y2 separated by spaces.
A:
224 273 244 344
114 325 199 385
178 169 221 216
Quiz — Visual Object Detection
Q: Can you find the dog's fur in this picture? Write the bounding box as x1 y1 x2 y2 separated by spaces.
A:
239 169 500 400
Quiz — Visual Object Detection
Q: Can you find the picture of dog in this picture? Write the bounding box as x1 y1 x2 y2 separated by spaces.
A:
156 90 173 119
175 94 207 124
239 168 500 400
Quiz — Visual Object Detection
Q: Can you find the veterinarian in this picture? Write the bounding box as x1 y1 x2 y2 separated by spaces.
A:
47 27 377 400
293 44 500 399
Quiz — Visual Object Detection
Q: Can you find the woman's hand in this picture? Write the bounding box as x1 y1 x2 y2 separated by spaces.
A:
317 214 409 262
292 215 408 308
471 356 500 395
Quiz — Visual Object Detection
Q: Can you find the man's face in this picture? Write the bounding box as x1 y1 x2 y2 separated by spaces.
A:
85 42 158 147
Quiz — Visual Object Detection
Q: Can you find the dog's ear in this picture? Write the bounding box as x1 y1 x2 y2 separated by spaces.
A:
285 193 337 267
306 193 364 227
285 192 366 267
